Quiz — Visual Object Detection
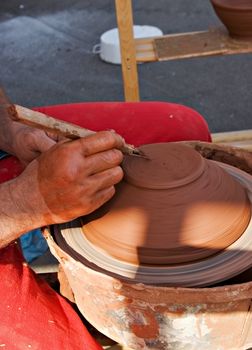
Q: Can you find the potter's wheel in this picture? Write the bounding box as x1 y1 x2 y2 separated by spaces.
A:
54 162 252 288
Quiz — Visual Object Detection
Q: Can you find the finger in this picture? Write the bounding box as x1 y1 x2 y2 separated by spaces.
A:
77 131 125 157
85 149 123 175
86 185 116 214
88 166 123 192
45 131 67 143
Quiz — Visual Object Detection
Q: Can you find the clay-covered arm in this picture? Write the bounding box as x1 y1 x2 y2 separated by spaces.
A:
0 131 124 248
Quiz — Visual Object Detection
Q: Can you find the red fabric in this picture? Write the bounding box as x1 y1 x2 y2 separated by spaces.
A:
0 244 102 350
0 102 211 349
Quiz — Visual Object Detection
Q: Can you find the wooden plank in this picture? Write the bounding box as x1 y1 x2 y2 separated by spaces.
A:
212 129 252 151
212 129 252 143
135 37 157 62
134 28 252 62
115 0 140 101
221 140 252 151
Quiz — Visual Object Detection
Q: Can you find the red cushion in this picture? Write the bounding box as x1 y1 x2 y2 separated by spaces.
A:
35 101 211 146
0 156 24 184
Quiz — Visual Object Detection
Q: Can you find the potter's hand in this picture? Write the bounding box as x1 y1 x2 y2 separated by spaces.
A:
0 131 124 247
9 131 123 227
6 123 58 166
0 102 58 164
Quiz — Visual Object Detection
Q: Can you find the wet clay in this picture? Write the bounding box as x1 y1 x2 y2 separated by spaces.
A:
83 143 251 265
210 0 252 38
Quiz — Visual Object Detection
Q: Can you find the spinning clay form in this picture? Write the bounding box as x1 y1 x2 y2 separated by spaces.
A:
83 143 251 265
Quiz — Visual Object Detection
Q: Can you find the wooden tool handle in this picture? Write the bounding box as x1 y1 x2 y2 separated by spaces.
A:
9 104 142 157
13 105 95 139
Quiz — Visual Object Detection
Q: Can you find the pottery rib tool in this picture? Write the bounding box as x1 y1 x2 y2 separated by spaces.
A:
6 103 147 158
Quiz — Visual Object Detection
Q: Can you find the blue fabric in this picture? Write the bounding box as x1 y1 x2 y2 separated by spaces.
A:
0 150 9 160
0 149 48 262
19 229 48 263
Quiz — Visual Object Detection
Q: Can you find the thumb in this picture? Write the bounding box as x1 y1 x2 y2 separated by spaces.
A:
34 131 57 153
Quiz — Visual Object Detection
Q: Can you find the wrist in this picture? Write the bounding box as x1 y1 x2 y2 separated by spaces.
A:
0 115 18 155
2 122 24 156
0 103 28 156
9 160 65 227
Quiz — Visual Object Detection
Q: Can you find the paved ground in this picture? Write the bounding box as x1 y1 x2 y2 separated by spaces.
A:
1 0 252 133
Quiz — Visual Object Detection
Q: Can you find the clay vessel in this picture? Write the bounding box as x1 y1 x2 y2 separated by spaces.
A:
45 143 252 349
210 0 252 38
46 226 252 350
83 143 251 265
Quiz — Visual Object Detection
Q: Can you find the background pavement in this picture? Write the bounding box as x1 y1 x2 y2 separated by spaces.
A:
1 0 252 133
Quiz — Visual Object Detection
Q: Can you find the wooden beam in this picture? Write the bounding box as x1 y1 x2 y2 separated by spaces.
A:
211 129 252 150
134 28 252 62
134 37 157 62
115 0 140 101
212 129 252 143
217 141 252 151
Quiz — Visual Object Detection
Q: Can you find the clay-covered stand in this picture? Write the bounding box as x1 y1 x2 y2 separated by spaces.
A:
44 142 252 350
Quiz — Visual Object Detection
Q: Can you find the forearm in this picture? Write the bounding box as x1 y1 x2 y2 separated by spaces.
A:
0 177 46 248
